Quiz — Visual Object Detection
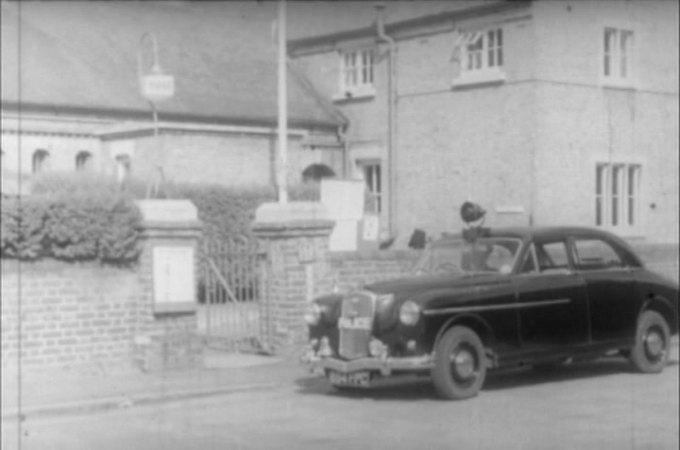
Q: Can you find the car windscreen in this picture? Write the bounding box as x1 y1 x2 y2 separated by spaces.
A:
413 237 522 275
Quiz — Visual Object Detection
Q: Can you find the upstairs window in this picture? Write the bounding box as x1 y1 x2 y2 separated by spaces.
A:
602 27 634 86
452 27 505 87
336 48 375 100
465 28 503 73
32 149 50 174
596 163 641 230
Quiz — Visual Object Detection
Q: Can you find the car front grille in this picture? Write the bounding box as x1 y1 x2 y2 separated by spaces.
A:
338 291 375 359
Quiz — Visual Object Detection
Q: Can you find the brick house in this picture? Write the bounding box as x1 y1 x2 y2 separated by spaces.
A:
289 0 679 245
0 1 346 195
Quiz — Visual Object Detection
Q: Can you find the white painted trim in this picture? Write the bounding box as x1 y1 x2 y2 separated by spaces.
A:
93 121 309 138
495 205 525 214
598 19 639 90
452 67 506 87
423 298 572 316
1 113 309 139
333 86 377 102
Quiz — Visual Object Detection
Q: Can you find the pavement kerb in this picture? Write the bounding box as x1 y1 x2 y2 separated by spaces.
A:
4 339 678 422
1 380 288 422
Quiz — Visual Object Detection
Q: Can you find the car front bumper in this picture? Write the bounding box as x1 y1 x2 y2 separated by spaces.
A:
302 351 433 377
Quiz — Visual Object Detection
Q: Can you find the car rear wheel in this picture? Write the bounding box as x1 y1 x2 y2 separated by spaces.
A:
431 326 486 400
629 310 670 373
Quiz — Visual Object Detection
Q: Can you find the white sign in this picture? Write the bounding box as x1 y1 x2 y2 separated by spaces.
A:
362 214 379 241
152 246 195 310
141 74 175 103
320 179 364 220
321 179 364 251
329 219 358 252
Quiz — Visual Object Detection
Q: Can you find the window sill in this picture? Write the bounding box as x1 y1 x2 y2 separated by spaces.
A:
596 225 644 239
452 70 506 88
600 78 636 91
332 86 376 103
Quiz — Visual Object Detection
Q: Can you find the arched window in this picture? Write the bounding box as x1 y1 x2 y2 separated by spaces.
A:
115 154 131 183
302 164 335 183
75 151 92 171
32 149 50 174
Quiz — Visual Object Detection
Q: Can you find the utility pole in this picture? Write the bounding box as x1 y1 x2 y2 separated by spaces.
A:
276 0 288 204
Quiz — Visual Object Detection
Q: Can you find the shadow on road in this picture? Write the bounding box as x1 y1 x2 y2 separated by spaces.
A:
293 356 678 401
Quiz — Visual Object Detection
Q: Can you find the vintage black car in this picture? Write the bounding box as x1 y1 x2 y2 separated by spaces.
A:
302 226 679 400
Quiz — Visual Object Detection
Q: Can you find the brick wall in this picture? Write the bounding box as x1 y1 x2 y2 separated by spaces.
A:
0 206 204 373
131 231 202 372
630 242 679 283
329 250 420 292
1 260 140 372
532 1 679 244
102 129 344 188
1 115 344 195
253 218 336 352
292 2 678 247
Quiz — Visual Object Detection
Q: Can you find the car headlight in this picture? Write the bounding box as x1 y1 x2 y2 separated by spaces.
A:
399 300 421 326
304 303 322 326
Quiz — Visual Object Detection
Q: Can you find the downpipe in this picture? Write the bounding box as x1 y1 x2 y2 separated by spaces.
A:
375 3 397 240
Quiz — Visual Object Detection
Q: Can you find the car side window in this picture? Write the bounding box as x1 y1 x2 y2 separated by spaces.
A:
519 244 538 273
573 238 624 270
535 241 570 272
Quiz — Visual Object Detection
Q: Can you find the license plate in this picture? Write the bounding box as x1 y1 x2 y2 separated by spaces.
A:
328 371 371 387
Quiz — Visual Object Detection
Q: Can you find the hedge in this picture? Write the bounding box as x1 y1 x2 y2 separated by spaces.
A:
2 173 323 261
165 181 320 244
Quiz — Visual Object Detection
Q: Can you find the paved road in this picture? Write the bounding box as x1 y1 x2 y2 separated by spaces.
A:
3 354 678 450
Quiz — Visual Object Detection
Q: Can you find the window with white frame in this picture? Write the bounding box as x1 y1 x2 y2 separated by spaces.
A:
452 27 505 86
465 28 503 73
360 161 382 214
339 48 375 97
595 163 641 229
602 27 634 84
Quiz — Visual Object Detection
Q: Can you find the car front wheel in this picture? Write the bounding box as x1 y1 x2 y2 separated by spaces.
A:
629 310 670 373
431 326 487 400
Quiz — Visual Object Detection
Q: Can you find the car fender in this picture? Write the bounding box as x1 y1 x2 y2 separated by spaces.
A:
639 295 679 334
432 313 496 353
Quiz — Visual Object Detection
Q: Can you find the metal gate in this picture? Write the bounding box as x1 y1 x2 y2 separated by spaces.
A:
198 237 263 351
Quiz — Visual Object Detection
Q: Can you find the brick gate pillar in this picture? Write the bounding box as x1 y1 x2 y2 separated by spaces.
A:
133 200 203 371
252 202 335 354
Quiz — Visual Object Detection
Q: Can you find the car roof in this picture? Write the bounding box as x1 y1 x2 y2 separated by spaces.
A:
434 226 642 266
489 226 621 241
439 226 627 243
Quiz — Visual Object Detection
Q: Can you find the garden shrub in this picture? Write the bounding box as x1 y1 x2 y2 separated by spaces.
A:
165 181 322 244
43 192 142 262
3 172 323 262
0 196 50 259
1 174 142 263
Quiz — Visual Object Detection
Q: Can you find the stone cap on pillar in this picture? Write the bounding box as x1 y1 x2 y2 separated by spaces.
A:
252 202 335 238
135 200 202 238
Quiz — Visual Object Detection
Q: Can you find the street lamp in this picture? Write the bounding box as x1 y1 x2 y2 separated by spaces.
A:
137 32 174 197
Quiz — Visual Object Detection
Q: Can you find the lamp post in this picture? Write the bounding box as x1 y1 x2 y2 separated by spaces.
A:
137 32 174 197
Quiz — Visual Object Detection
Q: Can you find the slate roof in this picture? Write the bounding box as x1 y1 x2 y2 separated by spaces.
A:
0 1 346 129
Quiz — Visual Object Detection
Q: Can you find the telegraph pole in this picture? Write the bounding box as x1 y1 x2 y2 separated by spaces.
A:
276 0 288 204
